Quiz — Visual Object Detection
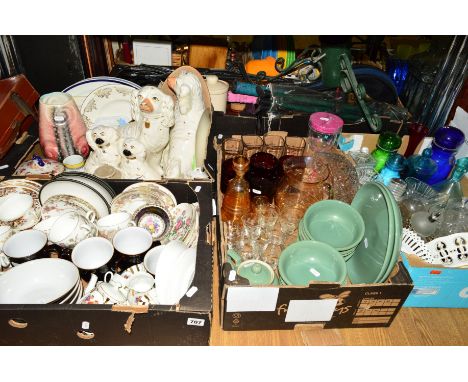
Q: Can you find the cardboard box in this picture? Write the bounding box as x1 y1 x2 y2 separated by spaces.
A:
400 253 468 308
215 137 413 331
0 179 215 345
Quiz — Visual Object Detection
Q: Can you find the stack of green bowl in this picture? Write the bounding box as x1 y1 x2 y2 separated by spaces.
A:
298 200 365 262
278 240 347 286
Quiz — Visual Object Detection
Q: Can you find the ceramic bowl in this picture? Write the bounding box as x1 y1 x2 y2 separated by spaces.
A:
0 258 79 304
133 205 171 241
279 240 347 286
302 200 365 251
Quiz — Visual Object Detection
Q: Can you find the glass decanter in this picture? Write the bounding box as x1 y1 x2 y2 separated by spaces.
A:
221 155 251 223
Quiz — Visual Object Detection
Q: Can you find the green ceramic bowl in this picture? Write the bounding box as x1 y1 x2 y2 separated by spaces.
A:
279 240 347 286
302 200 365 251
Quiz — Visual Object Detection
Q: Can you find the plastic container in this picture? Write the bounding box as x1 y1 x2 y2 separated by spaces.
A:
307 112 343 152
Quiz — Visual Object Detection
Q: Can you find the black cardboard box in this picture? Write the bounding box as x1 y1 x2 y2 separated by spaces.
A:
0 180 215 345
215 135 413 331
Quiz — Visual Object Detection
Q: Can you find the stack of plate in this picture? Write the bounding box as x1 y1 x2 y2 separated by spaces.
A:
154 241 197 305
0 258 82 304
346 181 403 284
39 173 114 219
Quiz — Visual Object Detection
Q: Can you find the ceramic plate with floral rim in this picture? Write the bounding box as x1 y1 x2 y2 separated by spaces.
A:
14 159 64 177
80 84 136 129
123 182 177 210
64 76 140 109
111 189 164 216
0 179 42 192
161 203 195 244
40 194 98 221
184 203 200 248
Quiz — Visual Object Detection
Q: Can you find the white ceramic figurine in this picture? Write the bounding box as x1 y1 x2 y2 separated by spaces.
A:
83 125 122 174
162 69 212 179
119 138 162 180
130 86 174 175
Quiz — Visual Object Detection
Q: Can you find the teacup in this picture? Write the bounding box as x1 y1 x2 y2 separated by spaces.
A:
2 229 50 266
33 216 59 236
48 211 97 248
71 237 115 282
63 154 85 171
112 227 153 271
97 212 135 241
0 193 33 222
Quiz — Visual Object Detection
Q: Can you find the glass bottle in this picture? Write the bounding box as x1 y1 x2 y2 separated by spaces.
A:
405 148 437 183
221 155 251 223
371 131 402 172
376 153 406 185
403 122 428 158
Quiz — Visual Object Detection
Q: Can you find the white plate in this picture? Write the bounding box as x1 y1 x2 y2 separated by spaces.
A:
64 77 140 109
154 241 188 305
162 247 196 305
80 83 136 129
39 179 110 219
56 173 114 206
0 258 79 304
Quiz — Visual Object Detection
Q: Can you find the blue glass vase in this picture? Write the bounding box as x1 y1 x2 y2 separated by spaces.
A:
427 126 465 185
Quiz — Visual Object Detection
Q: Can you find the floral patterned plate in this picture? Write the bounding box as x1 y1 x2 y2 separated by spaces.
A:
161 203 195 245
80 83 135 129
14 159 64 177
